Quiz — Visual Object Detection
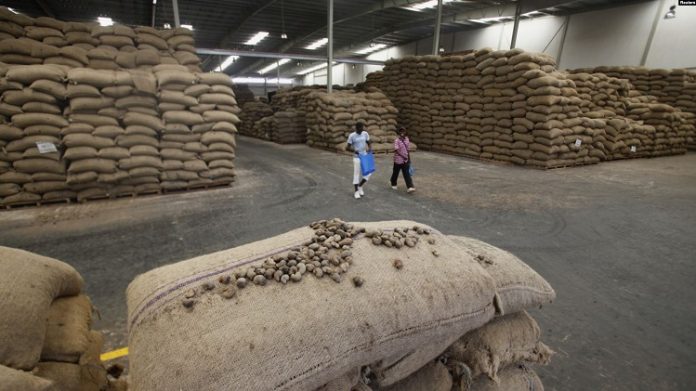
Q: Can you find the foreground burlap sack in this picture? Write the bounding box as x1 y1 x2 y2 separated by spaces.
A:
127 220 496 391
0 364 56 391
448 236 555 315
447 311 552 381
36 330 108 391
41 295 93 363
0 246 84 369
381 361 452 391
370 333 456 387
314 368 360 391
464 364 544 391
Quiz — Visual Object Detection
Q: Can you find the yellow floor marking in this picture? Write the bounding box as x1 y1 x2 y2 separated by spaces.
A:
100 347 129 361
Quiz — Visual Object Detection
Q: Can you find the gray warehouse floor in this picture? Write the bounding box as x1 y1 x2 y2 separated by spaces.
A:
1 136 694 391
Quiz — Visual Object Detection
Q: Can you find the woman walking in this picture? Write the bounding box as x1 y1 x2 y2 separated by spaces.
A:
390 127 415 193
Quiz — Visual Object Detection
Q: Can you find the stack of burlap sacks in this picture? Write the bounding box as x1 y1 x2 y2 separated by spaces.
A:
0 9 238 206
0 246 121 391
239 100 274 139
249 109 307 144
566 72 663 159
61 67 162 200
232 83 256 106
157 68 239 190
373 49 609 167
574 66 696 152
126 220 555 391
304 90 403 154
371 48 691 168
0 6 201 72
269 110 307 144
0 63 71 204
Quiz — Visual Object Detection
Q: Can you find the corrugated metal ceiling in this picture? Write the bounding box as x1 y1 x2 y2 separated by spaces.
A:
3 0 649 78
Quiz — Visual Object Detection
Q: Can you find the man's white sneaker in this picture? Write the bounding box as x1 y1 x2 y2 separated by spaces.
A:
407 187 416 193
358 187 364 196
390 185 397 190
354 191 361 199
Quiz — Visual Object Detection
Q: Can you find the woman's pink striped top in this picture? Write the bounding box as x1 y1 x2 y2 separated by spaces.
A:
394 136 410 164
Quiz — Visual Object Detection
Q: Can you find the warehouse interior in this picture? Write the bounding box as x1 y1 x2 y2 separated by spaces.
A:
0 1 694 390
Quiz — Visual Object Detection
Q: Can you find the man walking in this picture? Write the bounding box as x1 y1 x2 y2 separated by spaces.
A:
347 122 372 199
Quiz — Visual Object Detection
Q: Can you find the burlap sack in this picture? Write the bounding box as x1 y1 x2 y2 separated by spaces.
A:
14 159 65 175
447 311 552 381
0 247 84 369
0 364 56 391
381 362 452 391
314 368 360 391
6 65 66 84
196 72 233 86
464 365 544 391
127 220 496 391
371 335 456 387
35 358 107 391
41 295 93 363
447 236 555 315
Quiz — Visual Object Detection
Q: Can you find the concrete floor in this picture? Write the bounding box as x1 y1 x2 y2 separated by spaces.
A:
1 136 695 390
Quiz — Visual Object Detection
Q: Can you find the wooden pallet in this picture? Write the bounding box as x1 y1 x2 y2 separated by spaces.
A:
3 197 72 210
161 182 232 194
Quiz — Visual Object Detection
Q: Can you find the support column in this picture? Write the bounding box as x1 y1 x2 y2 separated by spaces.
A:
151 0 157 27
432 0 443 55
276 60 280 89
510 0 522 49
641 0 665 66
171 0 180 27
556 15 571 67
327 0 334 93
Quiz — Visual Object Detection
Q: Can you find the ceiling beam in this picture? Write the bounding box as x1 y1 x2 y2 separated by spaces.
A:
227 0 438 74
34 0 55 18
196 48 384 65
201 0 281 69
232 0 582 76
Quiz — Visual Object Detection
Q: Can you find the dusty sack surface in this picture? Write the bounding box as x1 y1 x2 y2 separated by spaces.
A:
464 364 544 391
447 235 555 315
447 311 553 381
380 361 453 391
0 246 84 370
127 220 496 391
41 294 93 363
0 364 56 391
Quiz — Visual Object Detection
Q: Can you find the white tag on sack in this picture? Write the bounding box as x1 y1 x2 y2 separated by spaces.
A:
630 146 636 153
35 142 58 154
574 139 582 148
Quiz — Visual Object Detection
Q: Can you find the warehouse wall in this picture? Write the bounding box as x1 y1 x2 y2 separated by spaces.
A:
646 1 696 69
299 0 696 85
559 1 659 69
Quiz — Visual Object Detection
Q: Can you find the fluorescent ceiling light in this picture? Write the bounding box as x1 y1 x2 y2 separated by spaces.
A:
469 16 512 24
405 0 461 12
296 62 337 76
152 0 157 4
245 31 269 46
216 56 239 72
522 11 545 17
7 7 18 14
258 58 291 75
306 37 328 50
232 77 294 85
354 43 387 55
181 24 193 30
97 17 114 26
